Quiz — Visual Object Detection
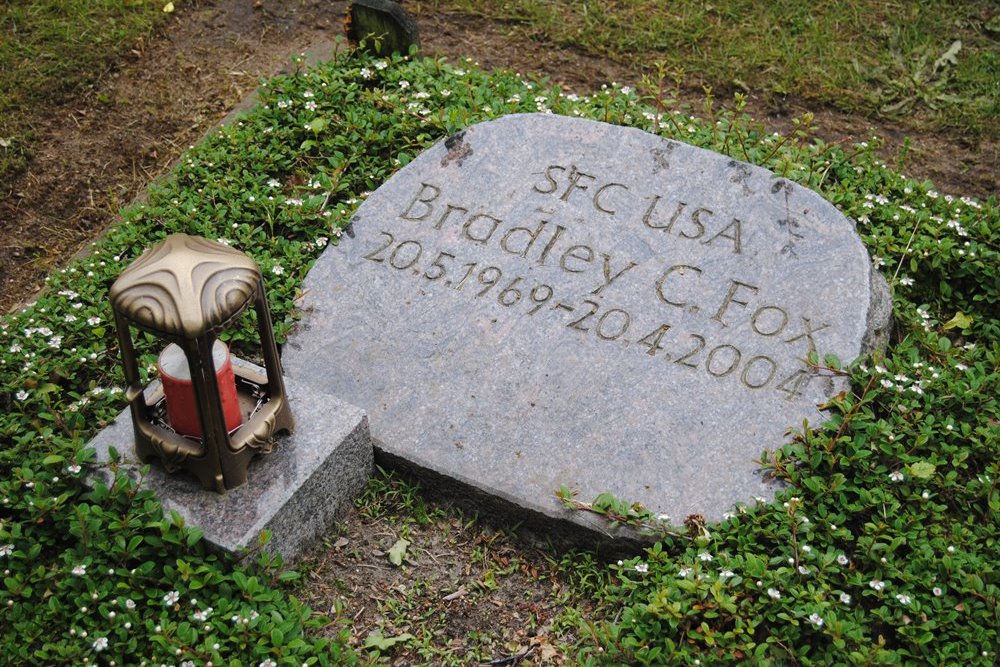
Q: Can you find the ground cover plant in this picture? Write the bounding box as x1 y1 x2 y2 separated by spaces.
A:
1 46 997 664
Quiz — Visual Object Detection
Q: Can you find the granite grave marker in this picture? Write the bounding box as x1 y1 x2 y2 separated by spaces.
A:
284 113 890 544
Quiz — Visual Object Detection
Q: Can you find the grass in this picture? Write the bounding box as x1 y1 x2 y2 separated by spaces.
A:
424 0 1000 139
0 48 996 664
0 0 167 179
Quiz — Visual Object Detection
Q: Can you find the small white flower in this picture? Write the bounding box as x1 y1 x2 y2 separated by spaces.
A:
72 564 87 577
0 544 13 557
163 590 180 606
807 613 824 627
889 471 905 482
767 588 781 599
798 565 809 575
87 316 101 326
698 552 713 562
718 570 734 578
840 592 852 604
896 594 912 605
15 390 28 401
267 178 281 188
932 587 943 596
360 67 373 78
260 660 277 667
898 276 914 286
677 567 692 578
837 554 849 566
801 545 812 553
271 265 285 276
398 80 410 89
869 579 885 591
92 637 108 652
634 562 649 574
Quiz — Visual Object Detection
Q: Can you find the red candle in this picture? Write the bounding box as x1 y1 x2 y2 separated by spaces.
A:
158 341 242 438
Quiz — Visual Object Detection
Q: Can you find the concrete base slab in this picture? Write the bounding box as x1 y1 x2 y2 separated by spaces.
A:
86 371 372 564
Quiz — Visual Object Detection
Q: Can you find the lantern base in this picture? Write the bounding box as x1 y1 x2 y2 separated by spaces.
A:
85 372 373 563
128 362 294 492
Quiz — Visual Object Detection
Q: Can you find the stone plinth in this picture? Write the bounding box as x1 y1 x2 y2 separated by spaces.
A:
284 114 890 546
87 369 372 563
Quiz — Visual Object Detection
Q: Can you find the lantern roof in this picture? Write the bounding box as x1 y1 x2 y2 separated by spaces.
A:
110 234 260 338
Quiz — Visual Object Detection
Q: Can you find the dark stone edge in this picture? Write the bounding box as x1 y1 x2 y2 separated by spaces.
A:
862 266 893 357
373 440 653 561
348 0 421 54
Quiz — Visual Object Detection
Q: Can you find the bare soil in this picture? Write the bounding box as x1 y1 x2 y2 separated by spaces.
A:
0 0 995 660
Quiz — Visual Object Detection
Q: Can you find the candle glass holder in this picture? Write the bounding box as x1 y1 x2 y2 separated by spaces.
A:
110 234 294 492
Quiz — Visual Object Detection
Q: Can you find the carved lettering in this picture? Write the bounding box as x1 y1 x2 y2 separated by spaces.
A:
501 221 549 258
434 203 469 230
712 280 759 326
742 356 778 389
400 183 441 221
655 264 702 308
751 306 789 337
591 255 638 296
463 214 502 244
373 163 843 398
593 182 629 215
559 165 597 204
680 207 711 240
704 218 743 254
533 165 565 194
536 224 566 266
783 317 831 355
642 196 686 232
560 245 594 273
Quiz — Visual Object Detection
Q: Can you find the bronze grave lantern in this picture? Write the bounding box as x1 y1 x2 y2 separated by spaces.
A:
110 233 294 492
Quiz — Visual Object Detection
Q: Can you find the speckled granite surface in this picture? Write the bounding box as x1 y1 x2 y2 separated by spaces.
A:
283 114 890 544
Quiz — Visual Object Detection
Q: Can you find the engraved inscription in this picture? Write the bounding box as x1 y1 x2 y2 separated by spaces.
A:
369 164 839 399
364 224 820 398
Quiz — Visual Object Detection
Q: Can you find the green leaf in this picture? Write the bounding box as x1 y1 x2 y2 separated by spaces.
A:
364 629 414 651
907 461 936 480
387 538 410 566
306 117 327 133
42 455 65 466
942 311 972 330
186 527 203 547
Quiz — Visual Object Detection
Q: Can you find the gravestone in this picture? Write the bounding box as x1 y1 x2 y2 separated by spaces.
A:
346 0 420 57
284 113 890 546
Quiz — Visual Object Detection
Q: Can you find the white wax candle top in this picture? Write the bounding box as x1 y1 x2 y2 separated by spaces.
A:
158 340 230 381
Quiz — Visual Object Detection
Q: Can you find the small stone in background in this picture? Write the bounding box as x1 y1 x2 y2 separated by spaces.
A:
347 0 420 57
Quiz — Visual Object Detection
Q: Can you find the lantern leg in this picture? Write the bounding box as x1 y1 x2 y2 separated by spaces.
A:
185 336 233 492
113 312 155 464
254 282 294 434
